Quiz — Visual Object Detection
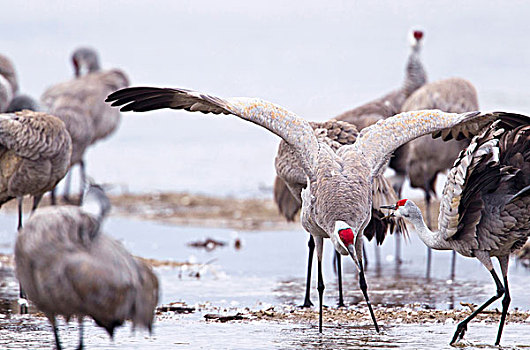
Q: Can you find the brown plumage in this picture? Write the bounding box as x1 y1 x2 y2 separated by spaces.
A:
0 110 72 223
383 114 530 345
402 77 479 279
41 48 129 201
15 185 159 350
0 54 18 112
107 85 508 334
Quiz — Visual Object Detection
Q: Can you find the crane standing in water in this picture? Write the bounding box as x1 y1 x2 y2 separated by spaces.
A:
382 114 530 345
41 48 129 203
15 185 159 350
108 85 512 333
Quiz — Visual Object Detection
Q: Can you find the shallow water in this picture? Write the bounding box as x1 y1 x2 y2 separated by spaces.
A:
0 213 529 349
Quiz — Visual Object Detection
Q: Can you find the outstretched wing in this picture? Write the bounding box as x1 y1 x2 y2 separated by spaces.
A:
344 110 517 177
107 87 320 179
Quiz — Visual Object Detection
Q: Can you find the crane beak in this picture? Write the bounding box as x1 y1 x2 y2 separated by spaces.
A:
346 244 360 267
380 204 396 220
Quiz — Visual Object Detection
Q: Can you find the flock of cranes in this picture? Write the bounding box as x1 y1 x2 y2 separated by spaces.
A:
0 28 528 348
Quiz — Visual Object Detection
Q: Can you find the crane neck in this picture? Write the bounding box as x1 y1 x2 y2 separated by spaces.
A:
405 201 452 251
402 45 427 97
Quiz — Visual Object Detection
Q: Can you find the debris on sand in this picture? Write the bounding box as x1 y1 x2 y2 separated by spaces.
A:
156 302 195 314
204 313 247 322
187 238 226 251
244 304 530 325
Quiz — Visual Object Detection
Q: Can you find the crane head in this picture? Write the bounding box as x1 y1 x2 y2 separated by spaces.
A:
72 47 100 77
409 29 424 48
331 221 363 269
381 198 413 218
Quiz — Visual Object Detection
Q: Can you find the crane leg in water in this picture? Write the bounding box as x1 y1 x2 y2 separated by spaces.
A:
335 252 345 307
16 197 28 314
449 251 457 281
424 190 433 279
315 236 325 333
301 235 315 307
78 316 85 350
451 267 505 345
495 256 511 346
51 316 63 350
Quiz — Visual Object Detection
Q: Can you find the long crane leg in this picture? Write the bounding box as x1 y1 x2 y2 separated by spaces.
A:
335 252 345 307
16 197 28 314
317 258 325 333
301 235 315 307
450 268 504 344
77 316 85 350
495 256 511 346
51 316 63 350
424 190 433 280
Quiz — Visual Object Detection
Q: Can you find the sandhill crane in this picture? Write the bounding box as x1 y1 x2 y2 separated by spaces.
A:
0 110 72 313
382 114 530 345
15 185 159 350
41 47 129 203
275 119 406 307
107 85 508 333
402 77 479 279
0 54 18 112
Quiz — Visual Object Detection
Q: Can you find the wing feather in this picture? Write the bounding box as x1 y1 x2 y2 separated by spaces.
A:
345 110 519 177
107 86 320 178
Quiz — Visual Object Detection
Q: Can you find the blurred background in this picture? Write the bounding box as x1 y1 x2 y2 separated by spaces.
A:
1 0 529 197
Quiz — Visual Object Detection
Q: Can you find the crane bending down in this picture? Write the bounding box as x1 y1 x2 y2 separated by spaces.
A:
382 114 530 345
275 120 406 307
15 185 159 350
107 85 509 333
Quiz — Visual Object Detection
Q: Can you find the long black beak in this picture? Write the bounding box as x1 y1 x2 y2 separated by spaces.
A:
380 204 396 220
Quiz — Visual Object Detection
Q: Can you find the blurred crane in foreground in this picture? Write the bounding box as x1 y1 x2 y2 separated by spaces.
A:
108 84 507 334
382 113 530 346
402 77 479 279
41 48 129 204
15 185 159 350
